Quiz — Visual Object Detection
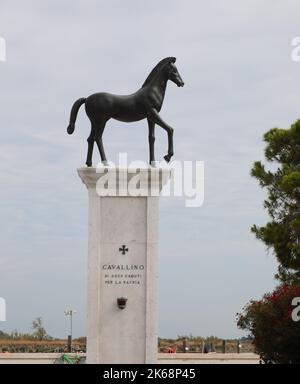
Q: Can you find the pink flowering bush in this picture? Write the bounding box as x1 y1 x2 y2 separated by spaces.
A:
237 284 300 364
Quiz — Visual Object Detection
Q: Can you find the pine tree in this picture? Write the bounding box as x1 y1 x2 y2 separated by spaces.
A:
251 120 300 283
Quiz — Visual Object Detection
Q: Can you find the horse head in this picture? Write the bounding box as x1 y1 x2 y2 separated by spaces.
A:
165 58 184 87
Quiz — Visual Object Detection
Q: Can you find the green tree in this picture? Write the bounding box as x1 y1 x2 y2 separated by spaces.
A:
251 120 300 283
31 317 49 341
0 330 10 339
237 120 300 363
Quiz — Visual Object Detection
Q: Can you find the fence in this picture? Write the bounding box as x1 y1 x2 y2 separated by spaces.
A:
0 340 86 353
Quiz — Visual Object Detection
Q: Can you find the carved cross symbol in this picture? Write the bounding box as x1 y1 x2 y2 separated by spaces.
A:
119 245 128 255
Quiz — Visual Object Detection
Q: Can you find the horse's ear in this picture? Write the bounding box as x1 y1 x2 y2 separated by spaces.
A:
171 57 176 63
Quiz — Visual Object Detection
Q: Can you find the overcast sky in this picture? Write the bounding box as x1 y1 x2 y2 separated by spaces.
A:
1 0 300 339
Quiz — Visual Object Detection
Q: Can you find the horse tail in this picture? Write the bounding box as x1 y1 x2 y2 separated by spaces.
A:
67 97 86 134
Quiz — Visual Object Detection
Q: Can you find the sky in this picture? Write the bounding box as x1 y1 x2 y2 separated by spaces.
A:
1 0 300 339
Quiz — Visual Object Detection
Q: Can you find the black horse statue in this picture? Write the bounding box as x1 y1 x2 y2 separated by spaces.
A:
67 57 184 166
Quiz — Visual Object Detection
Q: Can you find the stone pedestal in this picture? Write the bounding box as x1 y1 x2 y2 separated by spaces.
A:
78 167 170 364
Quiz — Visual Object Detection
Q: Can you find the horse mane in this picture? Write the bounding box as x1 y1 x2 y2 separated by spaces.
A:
142 57 176 87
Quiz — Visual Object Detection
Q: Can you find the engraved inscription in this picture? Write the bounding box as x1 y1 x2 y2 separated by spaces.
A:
102 264 145 286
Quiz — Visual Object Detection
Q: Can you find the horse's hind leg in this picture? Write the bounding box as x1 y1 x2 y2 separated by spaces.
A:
94 121 108 164
86 125 95 167
96 139 107 165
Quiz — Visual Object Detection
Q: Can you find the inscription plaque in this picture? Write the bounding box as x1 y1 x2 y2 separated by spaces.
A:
102 264 145 286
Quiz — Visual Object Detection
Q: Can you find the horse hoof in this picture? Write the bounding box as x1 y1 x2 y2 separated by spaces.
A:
86 161 92 167
150 161 158 167
164 155 171 163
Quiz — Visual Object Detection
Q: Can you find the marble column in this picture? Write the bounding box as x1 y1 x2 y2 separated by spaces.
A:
78 167 170 364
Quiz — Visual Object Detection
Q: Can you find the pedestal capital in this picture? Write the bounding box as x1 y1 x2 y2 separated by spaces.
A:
77 166 171 196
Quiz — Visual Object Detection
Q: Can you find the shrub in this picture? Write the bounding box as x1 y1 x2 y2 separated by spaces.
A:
237 284 300 363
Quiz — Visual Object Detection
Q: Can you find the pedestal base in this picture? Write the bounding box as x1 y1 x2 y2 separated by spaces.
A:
78 167 170 364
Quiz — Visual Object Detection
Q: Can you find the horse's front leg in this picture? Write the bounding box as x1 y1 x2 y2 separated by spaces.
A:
148 109 174 162
147 119 156 165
